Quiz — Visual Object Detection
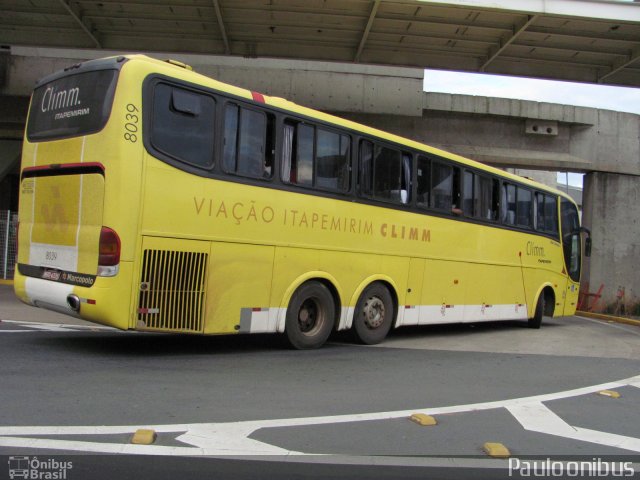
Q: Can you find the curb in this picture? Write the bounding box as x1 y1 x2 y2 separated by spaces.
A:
0 279 13 286
576 310 640 328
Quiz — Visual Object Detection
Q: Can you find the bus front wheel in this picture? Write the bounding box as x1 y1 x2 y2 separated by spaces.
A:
353 283 394 345
285 281 335 349
528 293 545 329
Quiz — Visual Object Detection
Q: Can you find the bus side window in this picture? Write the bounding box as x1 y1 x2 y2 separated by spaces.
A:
416 155 430 208
281 122 295 182
238 109 267 178
360 141 407 204
151 83 215 168
283 121 350 192
431 161 452 212
502 183 517 225
490 178 500 221
373 144 403 203
535 192 543 231
452 166 462 215
462 170 474 216
281 121 311 184
401 152 411 204
535 192 559 235
265 113 275 177
295 124 314 186
360 140 373 197
223 103 274 179
316 128 350 192
477 175 498 221
462 172 498 221
516 187 532 228
545 195 558 234
223 104 239 172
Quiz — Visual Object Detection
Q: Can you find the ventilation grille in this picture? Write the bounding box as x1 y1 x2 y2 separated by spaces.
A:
138 249 208 332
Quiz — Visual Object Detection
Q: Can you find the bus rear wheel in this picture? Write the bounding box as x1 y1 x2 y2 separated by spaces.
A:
528 293 545 329
285 281 335 350
353 283 394 345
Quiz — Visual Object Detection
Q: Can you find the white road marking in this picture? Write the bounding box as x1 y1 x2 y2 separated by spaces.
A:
0 319 116 332
0 375 639 457
508 402 640 452
24 324 83 332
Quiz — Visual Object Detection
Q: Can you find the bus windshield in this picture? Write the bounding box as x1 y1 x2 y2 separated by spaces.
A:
561 198 581 282
27 69 119 141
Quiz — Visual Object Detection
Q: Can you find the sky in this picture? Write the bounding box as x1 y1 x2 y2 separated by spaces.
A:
423 70 640 187
423 70 640 115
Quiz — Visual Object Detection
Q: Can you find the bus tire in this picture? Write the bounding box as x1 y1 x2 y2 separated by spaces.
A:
285 281 335 350
353 283 394 345
528 293 545 329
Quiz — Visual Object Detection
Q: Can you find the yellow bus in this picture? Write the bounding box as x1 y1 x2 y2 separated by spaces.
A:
14 54 590 349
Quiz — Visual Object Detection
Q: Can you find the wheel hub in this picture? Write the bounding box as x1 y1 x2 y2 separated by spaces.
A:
363 297 385 329
298 299 318 333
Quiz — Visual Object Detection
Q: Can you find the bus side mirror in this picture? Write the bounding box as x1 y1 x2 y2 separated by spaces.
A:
579 227 592 258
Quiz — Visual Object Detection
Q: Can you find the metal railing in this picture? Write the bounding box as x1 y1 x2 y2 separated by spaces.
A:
0 210 18 280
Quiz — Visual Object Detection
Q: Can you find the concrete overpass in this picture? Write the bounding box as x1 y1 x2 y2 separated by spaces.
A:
1 0 640 86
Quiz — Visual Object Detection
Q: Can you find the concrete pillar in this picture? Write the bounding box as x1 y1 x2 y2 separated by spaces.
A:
582 172 640 313
0 140 21 211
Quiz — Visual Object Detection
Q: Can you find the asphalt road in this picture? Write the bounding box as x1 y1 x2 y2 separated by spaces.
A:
1 285 639 479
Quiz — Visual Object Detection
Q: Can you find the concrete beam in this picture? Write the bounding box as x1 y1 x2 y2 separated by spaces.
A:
338 109 592 171
57 0 101 49
341 97 640 177
598 45 640 84
355 0 380 63
211 0 230 55
434 145 593 171
3 47 425 117
480 15 538 72
415 0 640 22
6 45 424 81
424 92 597 125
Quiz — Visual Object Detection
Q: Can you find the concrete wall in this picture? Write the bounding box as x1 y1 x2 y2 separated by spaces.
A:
582 173 640 312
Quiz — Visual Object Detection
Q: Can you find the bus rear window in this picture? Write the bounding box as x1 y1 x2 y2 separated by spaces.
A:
27 69 118 141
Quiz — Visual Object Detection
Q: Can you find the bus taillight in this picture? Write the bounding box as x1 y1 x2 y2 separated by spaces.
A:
98 226 120 276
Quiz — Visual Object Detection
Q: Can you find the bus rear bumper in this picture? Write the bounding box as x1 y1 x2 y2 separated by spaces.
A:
13 262 133 330
19 276 81 318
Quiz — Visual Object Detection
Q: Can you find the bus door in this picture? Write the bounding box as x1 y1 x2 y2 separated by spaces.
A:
561 198 582 316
